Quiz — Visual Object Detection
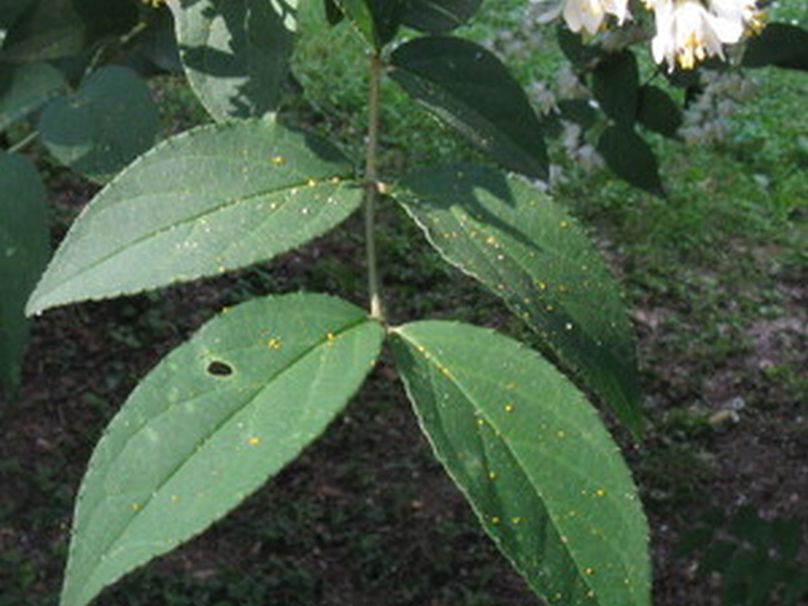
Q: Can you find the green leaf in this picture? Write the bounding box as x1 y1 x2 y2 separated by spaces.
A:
0 0 87 62
0 152 49 394
166 0 297 122
27 120 363 315
636 85 682 139
37 65 158 182
393 164 643 434
597 126 664 197
742 23 808 71
0 61 67 132
401 0 481 33
333 0 402 48
331 0 374 46
556 25 600 68
391 320 650 606
0 0 137 63
390 36 549 179
592 50 639 129
61 293 384 606
558 99 598 130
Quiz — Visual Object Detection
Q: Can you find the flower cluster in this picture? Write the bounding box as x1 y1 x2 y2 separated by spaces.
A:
540 0 765 70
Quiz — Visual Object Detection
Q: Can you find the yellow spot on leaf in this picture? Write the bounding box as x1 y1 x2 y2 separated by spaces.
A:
504 403 515 413
248 437 261 446
595 488 607 497
488 471 497 480
270 155 286 165
556 430 566 438
267 337 282 350
491 516 501 525
131 502 141 512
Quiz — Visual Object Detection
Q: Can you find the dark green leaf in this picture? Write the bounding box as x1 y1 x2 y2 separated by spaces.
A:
558 98 598 130
0 0 137 63
636 85 682 138
401 0 481 33
597 126 664 197
37 65 158 182
556 25 600 68
394 164 643 435
743 23 808 71
324 0 345 25
27 121 363 315
167 0 297 122
0 152 49 394
61 293 384 606
0 0 87 62
390 36 549 179
0 61 66 132
392 320 650 606
592 50 639 128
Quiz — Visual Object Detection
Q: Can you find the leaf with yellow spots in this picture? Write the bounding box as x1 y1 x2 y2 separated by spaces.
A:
59 293 384 606
391 320 650 606
166 0 296 122
27 120 363 315
393 164 643 436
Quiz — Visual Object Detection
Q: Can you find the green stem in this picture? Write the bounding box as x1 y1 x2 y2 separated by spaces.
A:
8 130 39 154
364 54 384 322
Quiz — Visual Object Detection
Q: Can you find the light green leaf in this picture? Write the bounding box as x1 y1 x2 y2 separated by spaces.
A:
332 0 376 47
0 152 49 394
0 61 67 132
37 65 158 182
391 320 650 606
394 164 642 434
390 36 549 179
27 120 363 315
167 0 297 122
61 293 383 606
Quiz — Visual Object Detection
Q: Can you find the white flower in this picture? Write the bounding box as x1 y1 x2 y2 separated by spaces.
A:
649 0 764 71
534 0 631 35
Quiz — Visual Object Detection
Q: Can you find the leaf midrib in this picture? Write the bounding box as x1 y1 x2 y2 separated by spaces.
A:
40 175 354 302
396 327 628 603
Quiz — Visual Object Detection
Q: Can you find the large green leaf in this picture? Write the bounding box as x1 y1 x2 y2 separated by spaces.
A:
390 36 549 180
391 320 650 606
393 164 642 434
61 293 384 606
37 65 158 182
0 61 67 132
0 152 49 394
167 0 297 122
26 120 363 315
401 0 481 33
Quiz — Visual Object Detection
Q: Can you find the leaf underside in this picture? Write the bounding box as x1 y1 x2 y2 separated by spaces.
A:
392 320 650 606
0 61 67 132
27 120 363 315
62 293 384 606
394 164 643 434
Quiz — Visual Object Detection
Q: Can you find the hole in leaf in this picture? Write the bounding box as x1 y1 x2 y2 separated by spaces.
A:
207 360 234 377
